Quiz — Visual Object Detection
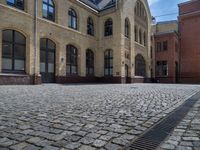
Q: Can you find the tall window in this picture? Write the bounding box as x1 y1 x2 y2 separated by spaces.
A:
104 19 113 37
86 49 94 76
2 30 26 73
139 29 142 44
66 45 78 75
87 17 94 36
135 54 146 77
104 50 113 76
43 0 55 21
135 0 147 21
68 8 77 30
135 26 138 42
143 32 146 46
156 61 168 77
7 0 24 10
125 18 130 38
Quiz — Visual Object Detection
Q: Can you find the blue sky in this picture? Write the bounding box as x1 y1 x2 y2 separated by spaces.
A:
148 0 189 22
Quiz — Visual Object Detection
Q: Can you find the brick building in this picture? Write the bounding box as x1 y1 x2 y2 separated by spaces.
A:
0 0 152 85
152 21 179 83
179 0 200 83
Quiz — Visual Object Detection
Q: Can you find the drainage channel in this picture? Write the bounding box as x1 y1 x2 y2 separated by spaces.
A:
124 92 200 150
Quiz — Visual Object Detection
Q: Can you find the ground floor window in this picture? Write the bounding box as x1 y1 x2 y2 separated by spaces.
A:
2 30 26 73
156 61 168 77
104 49 113 76
86 49 94 76
66 45 78 75
135 54 146 77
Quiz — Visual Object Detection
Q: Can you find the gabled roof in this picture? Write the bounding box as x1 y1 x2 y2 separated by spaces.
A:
79 0 116 11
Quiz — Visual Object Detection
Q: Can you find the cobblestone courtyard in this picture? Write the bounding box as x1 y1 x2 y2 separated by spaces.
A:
0 84 200 150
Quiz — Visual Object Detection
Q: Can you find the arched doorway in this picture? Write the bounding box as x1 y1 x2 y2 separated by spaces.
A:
135 54 146 77
40 38 56 83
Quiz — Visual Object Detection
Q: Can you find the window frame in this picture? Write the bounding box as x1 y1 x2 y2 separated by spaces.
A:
7 0 24 10
125 18 130 38
87 17 94 36
156 61 168 77
86 49 94 76
104 19 113 37
68 8 78 30
66 45 78 75
2 30 26 74
42 0 55 22
104 50 113 76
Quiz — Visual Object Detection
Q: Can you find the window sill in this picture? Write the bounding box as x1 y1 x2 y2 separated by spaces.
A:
135 42 146 48
0 73 28 77
134 76 145 78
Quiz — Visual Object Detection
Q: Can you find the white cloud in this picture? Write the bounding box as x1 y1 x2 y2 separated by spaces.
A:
148 0 159 6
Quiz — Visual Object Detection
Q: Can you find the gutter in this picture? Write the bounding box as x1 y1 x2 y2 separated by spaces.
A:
33 0 38 83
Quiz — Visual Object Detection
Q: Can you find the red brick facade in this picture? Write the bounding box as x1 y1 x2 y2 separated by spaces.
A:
154 32 179 83
179 0 200 83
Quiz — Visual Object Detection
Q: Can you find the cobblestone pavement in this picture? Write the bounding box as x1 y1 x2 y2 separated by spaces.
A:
159 96 200 150
0 84 200 150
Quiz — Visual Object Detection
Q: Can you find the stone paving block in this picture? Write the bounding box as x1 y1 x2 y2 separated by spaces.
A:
105 143 122 150
93 139 106 148
0 84 199 150
65 142 81 149
41 145 60 150
10 142 29 150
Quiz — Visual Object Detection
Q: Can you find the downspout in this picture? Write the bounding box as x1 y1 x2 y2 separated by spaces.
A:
33 0 38 84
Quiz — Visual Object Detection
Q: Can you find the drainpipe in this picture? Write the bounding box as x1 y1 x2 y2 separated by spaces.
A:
33 0 38 84
116 0 118 9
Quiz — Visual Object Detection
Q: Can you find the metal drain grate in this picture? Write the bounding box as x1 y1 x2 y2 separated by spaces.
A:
125 92 200 150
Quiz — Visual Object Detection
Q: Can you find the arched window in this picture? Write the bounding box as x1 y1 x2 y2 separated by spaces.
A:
66 45 78 75
139 29 142 44
135 54 146 77
125 18 130 38
7 0 24 10
87 17 94 36
43 0 55 21
135 0 147 22
86 49 94 76
2 30 26 73
104 19 113 37
135 26 138 42
68 8 78 30
143 32 146 46
104 50 113 76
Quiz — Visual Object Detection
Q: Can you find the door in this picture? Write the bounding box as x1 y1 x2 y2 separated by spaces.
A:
175 62 179 83
125 64 129 83
40 39 56 83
